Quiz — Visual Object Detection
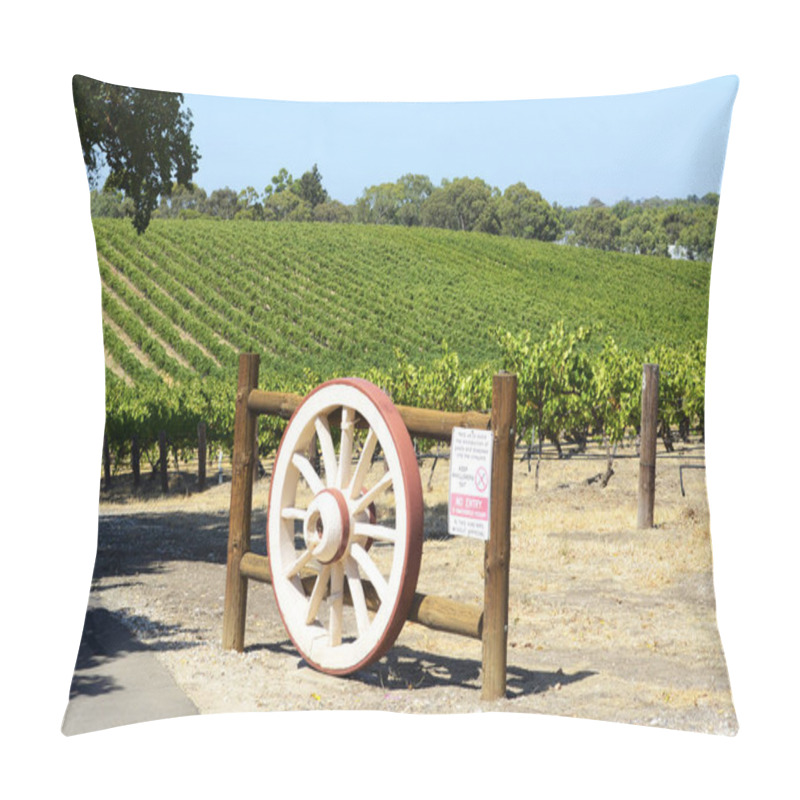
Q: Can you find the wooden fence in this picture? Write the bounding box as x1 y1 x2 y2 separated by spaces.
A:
222 352 517 701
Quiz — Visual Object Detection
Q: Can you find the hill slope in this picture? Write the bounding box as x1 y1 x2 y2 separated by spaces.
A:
93 218 711 384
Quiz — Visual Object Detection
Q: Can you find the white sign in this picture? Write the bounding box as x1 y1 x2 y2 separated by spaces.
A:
448 427 493 540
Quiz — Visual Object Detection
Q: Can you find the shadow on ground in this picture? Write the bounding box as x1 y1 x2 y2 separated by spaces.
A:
92 509 267 579
93 494 457 584
69 605 202 700
251 639 596 700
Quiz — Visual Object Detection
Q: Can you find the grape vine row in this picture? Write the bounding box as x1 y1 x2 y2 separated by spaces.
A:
92 218 709 474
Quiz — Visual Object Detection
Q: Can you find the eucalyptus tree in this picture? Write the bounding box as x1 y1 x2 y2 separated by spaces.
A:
73 75 199 234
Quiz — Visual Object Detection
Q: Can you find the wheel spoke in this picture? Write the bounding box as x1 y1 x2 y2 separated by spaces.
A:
292 452 325 495
284 547 315 579
268 378 422 676
345 558 370 636
336 407 354 489
329 562 344 646
350 542 389 603
305 564 331 625
354 521 397 543
315 416 338 487
351 471 393 515
347 428 378 499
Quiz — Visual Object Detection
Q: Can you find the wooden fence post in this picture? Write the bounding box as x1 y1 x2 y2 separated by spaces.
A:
102 429 111 490
158 429 169 493
637 363 659 529
252 425 260 483
482 371 517 700
131 435 140 488
198 422 207 490
222 353 260 651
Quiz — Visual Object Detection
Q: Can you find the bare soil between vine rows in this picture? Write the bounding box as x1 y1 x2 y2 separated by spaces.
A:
72 438 737 735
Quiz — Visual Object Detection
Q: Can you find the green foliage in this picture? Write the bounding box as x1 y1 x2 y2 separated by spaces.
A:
363 343 492 414
291 164 328 208
561 195 719 261
95 218 710 377
495 182 564 242
313 200 353 223
235 187 264 220
263 190 312 221
73 75 199 234
354 174 435 226
396 174 435 226
154 182 207 219
491 322 594 451
570 206 622 251
204 188 240 220
355 182 402 224
490 324 705 452
94 219 709 459
264 168 294 197
678 204 718 261
420 177 499 233
620 209 670 257
647 340 706 438
589 337 642 443
90 188 134 219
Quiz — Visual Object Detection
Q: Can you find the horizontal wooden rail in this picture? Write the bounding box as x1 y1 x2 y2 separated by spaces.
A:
247 388 491 442
239 551 483 640
246 389 301 420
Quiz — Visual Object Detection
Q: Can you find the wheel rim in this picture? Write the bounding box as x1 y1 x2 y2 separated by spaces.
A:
267 378 423 675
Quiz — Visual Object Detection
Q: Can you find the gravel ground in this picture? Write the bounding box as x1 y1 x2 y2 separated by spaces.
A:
73 442 738 734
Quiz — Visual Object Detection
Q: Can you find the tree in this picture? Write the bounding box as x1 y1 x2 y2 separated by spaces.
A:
313 200 353 223
355 182 402 224
660 205 692 242
421 177 497 233
236 186 264 220
263 190 312 221
495 182 563 241
90 188 134 219
203 188 240 220
395 174 434 226
678 204 718 261
292 164 328 208
354 173 434 226
569 206 621 251
265 168 294 197
619 208 669 257
73 75 199 234
155 182 207 219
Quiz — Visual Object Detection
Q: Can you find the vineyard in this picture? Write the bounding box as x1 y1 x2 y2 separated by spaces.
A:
94 217 710 476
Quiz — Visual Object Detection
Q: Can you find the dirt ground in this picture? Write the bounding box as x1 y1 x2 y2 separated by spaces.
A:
79 436 737 735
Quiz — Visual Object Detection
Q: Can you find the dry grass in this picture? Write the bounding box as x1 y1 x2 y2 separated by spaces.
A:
93 433 736 733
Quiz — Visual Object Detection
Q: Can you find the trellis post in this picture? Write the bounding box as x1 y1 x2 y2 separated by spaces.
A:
637 363 659 529
198 422 207 490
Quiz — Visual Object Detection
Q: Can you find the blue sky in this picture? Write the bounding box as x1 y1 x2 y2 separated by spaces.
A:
184 76 738 208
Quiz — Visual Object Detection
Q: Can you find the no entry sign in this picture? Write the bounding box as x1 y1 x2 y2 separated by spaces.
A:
448 427 493 540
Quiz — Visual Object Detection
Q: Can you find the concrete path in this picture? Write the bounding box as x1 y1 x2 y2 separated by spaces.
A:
62 599 198 736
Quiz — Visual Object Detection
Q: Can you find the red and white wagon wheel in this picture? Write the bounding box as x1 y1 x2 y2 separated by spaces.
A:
267 378 423 675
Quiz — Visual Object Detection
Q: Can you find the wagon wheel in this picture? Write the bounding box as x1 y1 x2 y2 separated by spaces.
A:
267 378 423 675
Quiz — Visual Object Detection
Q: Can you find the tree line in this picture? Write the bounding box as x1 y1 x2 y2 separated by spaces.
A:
91 172 720 262
75 75 719 261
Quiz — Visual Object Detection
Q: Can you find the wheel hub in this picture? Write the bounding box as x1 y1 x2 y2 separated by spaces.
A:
303 488 350 565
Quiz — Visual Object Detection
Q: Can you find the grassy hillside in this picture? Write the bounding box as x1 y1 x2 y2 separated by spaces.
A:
94 218 710 385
